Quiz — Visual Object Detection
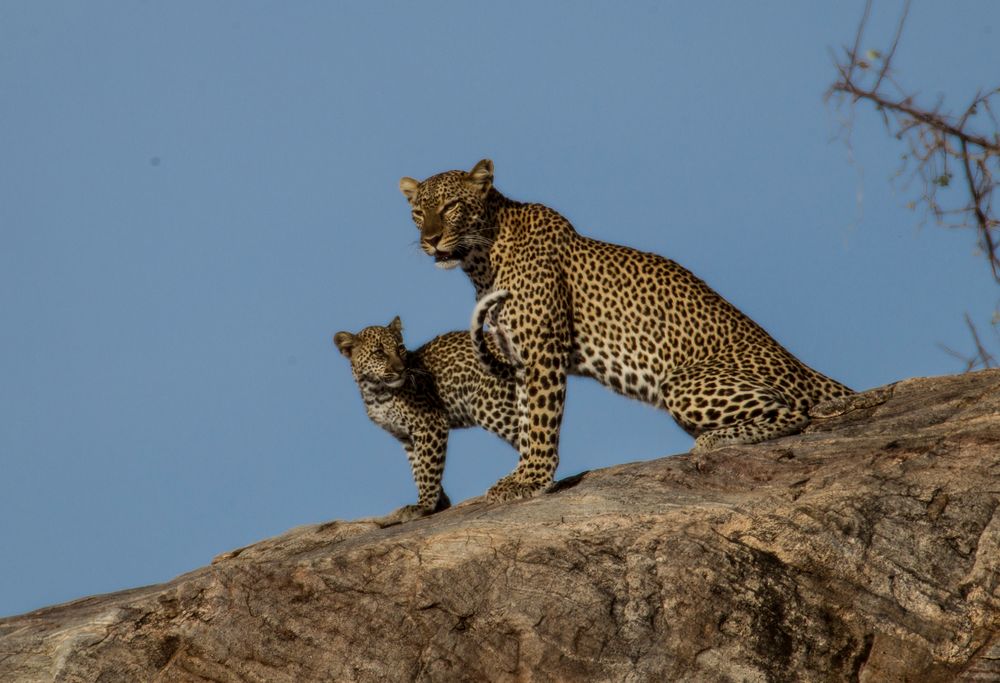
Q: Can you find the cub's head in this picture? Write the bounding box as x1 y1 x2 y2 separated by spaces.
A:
399 159 495 270
334 317 408 389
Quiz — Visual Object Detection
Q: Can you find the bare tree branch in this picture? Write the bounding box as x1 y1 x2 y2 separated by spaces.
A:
937 313 998 372
872 0 908 94
827 0 1000 283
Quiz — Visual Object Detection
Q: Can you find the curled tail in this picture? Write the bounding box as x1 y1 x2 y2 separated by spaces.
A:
470 289 517 377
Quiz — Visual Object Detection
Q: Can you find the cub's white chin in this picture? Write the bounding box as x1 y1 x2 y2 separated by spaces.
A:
435 259 461 270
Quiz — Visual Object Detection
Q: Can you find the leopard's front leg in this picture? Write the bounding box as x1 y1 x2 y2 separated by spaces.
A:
406 423 450 512
485 287 570 503
486 361 567 503
377 422 451 527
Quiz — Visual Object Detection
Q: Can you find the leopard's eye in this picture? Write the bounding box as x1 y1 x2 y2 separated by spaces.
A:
441 200 461 220
372 348 386 359
411 209 424 227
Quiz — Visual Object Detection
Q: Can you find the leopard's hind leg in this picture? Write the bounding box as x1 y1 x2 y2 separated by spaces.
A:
662 364 810 453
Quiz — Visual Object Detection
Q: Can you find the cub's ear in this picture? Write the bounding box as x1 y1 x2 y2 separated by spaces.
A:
399 177 419 204
468 159 493 195
333 331 355 357
389 316 403 334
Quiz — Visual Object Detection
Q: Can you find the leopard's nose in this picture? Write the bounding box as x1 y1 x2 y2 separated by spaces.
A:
423 232 441 249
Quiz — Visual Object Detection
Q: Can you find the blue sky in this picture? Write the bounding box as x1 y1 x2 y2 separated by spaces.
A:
2 2 997 617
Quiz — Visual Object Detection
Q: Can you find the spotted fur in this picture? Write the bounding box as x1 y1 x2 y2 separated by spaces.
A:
334 317 517 523
401 159 853 502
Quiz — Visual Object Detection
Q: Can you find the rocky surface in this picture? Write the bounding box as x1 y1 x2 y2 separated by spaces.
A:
1 370 998 682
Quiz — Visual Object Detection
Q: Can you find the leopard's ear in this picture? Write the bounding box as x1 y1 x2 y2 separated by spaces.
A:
333 331 355 357
389 316 403 334
468 159 493 195
399 177 419 204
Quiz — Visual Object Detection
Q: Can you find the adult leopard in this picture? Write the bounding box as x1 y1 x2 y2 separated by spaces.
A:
400 159 852 502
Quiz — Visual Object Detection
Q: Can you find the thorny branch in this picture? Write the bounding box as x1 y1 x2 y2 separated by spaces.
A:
828 0 1000 371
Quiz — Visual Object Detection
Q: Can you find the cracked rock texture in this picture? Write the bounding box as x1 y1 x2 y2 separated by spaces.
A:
1 370 999 682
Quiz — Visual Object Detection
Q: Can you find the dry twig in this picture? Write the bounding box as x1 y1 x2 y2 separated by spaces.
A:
827 0 1000 282
937 313 998 371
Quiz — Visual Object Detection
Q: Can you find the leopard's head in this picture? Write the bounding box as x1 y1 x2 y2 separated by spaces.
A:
334 317 408 390
399 159 496 270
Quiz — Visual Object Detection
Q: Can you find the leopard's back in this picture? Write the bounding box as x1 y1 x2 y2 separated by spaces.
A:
416 331 519 445
562 235 852 410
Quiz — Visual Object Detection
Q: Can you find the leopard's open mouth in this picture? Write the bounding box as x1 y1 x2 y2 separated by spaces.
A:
434 246 467 269
382 374 406 389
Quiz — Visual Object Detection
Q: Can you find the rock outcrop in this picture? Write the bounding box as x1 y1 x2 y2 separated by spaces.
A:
1 370 998 682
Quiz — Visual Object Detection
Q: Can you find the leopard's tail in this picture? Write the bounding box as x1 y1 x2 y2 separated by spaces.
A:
470 289 517 376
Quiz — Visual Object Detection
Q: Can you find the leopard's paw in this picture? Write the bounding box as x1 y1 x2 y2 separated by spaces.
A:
486 474 551 503
374 504 431 528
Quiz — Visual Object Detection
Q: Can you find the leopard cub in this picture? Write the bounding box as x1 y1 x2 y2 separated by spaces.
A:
334 315 517 525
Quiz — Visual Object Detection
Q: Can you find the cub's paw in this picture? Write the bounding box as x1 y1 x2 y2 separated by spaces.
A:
434 491 452 512
486 475 551 503
374 491 451 528
374 504 432 528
